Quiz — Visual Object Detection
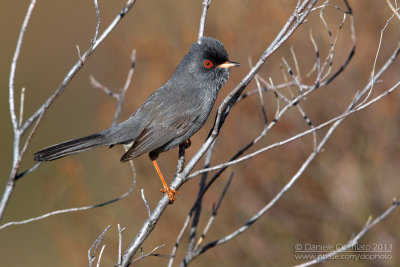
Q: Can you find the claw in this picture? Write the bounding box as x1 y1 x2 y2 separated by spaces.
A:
160 186 180 204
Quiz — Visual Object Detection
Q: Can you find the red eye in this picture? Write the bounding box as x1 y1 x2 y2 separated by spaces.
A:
203 60 213 69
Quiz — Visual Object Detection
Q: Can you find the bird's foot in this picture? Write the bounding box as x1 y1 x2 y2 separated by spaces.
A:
160 186 180 204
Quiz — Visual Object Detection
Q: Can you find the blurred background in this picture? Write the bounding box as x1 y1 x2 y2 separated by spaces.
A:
1 0 399 266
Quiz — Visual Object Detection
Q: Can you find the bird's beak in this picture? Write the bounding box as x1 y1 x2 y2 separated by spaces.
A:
217 61 241 69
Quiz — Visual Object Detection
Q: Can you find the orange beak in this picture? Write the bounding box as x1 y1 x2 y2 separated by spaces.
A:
217 61 240 69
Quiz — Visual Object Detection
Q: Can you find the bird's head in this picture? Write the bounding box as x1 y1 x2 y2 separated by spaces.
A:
178 37 240 89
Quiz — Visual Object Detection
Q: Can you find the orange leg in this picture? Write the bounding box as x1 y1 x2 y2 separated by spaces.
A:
152 160 180 203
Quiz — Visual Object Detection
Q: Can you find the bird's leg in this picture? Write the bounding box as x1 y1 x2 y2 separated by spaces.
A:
151 159 180 203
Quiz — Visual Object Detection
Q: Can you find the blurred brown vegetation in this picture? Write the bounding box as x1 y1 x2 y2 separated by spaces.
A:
1 0 399 266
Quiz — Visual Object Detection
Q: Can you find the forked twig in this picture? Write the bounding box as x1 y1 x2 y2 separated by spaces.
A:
1 0 138 223
89 225 111 267
132 244 169 264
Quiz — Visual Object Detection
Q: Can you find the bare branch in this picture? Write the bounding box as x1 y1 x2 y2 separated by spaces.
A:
9 0 36 132
18 87 25 127
181 0 318 180
0 179 135 230
141 189 151 217
15 162 41 181
21 0 138 135
198 0 212 43
132 244 168 263
96 245 106 267
76 45 84 63
113 49 136 126
252 61 268 124
184 139 217 262
279 58 317 150
192 147 320 260
91 48 136 127
89 225 111 267
194 173 233 251
90 75 120 100
189 23 399 181
117 224 126 266
0 0 138 223
92 0 101 45
290 46 301 79
188 18 400 259
356 6 399 108
4 1 400 266
1 0 37 222
188 80 400 178
386 0 400 20
169 142 217 267
167 215 191 267
121 4 340 262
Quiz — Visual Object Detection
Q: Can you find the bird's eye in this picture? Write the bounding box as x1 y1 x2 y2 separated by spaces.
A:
203 60 213 69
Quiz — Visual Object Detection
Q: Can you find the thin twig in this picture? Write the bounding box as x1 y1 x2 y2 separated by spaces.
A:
90 75 120 100
356 7 398 109
386 0 400 20
89 225 111 267
183 139 216 262
3 44 139 228
77 45 83 62
0 179 135 230
96 245 106 267
120 2 321 265
9 0 36 132
0 0 138 223
18 87 25 127
188 26 400 182
194 173 233 251
198 0 212 43
117 224 126 266
132 244 168 263
15 162 41 181
167 215 192 267
170 141 216 267
188 80 400 178
21 0 138 135
181 0 318 180
187 16 400 259
141 189 151 217
113 49 136 126
252 61 268 124
2 0 37 223
280 56 317 150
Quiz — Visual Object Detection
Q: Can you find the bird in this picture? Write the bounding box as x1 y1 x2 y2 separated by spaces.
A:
34 37 239 203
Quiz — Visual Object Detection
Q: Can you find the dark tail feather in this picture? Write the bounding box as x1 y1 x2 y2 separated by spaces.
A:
34 133 109 161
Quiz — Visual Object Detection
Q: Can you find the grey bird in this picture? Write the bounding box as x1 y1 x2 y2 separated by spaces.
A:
34 37 239 203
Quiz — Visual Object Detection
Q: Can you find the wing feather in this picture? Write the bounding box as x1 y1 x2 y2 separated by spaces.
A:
120 109 200 161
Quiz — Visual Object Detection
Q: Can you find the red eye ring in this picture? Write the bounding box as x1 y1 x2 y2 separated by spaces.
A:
203 59 213 69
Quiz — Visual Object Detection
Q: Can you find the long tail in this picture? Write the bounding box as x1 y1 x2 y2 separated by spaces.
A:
34 131 111 161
